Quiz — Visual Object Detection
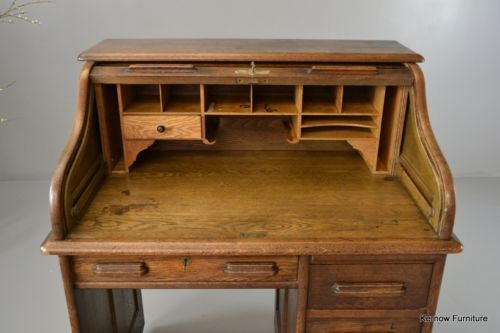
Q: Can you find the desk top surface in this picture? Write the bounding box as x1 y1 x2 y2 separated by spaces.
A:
37 150 464 256
79 39 423 63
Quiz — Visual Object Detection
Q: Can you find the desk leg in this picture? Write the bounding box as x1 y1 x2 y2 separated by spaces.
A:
59 256 145 333
275 256 310 333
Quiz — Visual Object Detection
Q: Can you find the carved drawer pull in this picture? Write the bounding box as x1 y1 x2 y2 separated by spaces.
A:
332 282 405 297
92 262 148 277
224 262 278 276
127 64 197 73
308 65 378 73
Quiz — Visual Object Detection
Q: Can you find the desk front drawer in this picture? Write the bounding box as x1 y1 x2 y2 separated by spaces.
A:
308 263 433 309
72 256 298 283
122 115 201 140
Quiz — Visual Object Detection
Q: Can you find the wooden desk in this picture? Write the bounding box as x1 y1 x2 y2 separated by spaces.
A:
41 39 461 333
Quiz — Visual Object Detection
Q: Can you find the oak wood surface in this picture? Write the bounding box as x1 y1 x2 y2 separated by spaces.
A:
44 40 460 333
50 62 103 239
42 233 462 256
402 64 456 239
72 256 298 284
306 317 421 333
308 263 433 309
68 150 434 241
91 63 414 86
79 39 423 63
122 115 201 139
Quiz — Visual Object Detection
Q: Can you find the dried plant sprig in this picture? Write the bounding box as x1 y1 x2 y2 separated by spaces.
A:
0 0 52 24
0 81 16 92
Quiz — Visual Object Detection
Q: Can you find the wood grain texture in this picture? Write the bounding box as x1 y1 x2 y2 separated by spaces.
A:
308 263 433 309
42 232 462 256
49 62 102 239
95 84 123 172
377 86 409 173
402 64 456 239
59 256 80 332
69 151 434 241
72 256 298 284
295 256 310 333
79 39 423 63
421 256 446 333
44 41 460 333
91 63 414 86
123 140 154 171
41 151 462 256
306 317 421 332
122 115 201 139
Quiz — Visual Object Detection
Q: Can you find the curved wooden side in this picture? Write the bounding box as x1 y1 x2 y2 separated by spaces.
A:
399 64 456 239
50 62 106 239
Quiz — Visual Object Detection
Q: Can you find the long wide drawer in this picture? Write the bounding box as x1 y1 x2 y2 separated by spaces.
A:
308 263 433 309
72 256 298 284
122 115 201 140
307 318 421 333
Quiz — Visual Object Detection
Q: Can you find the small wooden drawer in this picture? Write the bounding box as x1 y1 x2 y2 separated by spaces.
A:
72 256 298 284
308 263 433 309
307 318 421 333
122 115 201 140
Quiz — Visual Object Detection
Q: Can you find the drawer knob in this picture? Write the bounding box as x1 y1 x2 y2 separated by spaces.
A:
224 262 278 276
156 125 166 133
92 262 148 277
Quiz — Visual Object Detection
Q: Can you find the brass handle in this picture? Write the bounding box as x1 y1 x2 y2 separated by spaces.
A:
332 282 405 297
92 262 148 277
156 125 166 133
224 262 278 276
128 64 197 73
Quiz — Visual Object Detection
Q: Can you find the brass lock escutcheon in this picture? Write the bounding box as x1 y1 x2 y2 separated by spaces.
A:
234 61 270 76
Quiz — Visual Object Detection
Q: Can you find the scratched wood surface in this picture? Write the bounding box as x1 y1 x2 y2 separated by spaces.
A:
67 150 436 242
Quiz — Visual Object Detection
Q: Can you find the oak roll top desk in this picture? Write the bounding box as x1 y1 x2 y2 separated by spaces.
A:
41 39 462 333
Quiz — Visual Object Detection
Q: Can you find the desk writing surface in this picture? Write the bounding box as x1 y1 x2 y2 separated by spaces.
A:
67 150 436 242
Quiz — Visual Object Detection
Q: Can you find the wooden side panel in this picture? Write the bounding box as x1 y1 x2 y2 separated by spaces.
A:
50 62 106 238
95 84 123 172
74 289 144 333
377 86 409 173
398 64 455 238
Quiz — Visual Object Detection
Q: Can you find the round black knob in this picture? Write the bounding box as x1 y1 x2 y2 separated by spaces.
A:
156 125 166 133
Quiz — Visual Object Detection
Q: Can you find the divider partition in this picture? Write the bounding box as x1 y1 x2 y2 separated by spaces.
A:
114 83 407 173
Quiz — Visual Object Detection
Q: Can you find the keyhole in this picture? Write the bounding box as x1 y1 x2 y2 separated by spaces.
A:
182 257 191 272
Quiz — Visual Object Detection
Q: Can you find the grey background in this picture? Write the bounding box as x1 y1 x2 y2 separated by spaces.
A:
1 0 500 180
0 1 499 332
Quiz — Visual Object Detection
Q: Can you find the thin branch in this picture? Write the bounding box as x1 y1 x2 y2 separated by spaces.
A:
0 0 52 24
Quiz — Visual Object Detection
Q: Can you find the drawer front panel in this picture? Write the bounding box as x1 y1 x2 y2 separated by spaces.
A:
307 318 421 333
122 115 201 139
308 263 433 309
72 256 298 283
